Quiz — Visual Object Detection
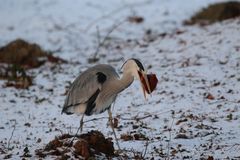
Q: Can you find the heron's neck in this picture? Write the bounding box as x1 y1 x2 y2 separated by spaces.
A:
116 71 134 93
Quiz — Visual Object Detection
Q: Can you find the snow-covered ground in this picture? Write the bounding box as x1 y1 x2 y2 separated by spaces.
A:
0 0 240 159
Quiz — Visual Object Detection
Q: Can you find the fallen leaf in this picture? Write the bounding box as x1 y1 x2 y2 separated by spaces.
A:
206 93 215 100
128 16 144 24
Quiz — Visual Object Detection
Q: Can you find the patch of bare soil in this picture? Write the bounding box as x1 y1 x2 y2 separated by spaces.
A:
35 130 115 159
184 1 240 25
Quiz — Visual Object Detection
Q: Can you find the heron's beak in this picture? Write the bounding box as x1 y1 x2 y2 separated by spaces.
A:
138 70 151 99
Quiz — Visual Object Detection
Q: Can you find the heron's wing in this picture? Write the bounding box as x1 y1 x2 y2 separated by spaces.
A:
62 64 118 114
63 70 104 110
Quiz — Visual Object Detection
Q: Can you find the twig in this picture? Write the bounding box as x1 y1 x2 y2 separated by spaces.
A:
95 26 101 56
121 114 152 121
63 118 84 153
64 116 108 139
226 143 240 151
90 20 126 62
84 116 108 123
7 120 16 150
66 125 81 148
84 0 151 31
208 99 240 105
142 140 149 158
166 117 175 160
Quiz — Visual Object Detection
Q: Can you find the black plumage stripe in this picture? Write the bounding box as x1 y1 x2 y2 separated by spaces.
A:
61 102 81 115
96 72 107 84
121 58 145 71
85 89 100 116
131 58 145 71
99 105 111 114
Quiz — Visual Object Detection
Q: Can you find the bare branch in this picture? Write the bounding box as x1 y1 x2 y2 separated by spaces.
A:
167 117 175 160
142 140 149 158
7 120 16 150
84 0 151 32
89 20 126 63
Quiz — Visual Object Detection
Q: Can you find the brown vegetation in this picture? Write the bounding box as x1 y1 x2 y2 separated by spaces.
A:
0 39 66 68
185 1 240 25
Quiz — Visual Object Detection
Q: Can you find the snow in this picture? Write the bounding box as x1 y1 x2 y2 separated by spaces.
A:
1 0 240 159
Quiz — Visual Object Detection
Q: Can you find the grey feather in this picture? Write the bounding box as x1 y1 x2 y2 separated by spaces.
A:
62 64 119 115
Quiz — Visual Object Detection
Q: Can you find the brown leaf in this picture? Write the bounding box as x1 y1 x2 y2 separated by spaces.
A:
120 134 133 141
128 16 144 24
206 93 215 100
133 133 148 140
175 134 190 139
175 118 188 125
138 72 158 94
113 118 118 128
207 156 214 160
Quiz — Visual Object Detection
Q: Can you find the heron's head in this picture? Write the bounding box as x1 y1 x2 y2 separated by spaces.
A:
122 58 154 99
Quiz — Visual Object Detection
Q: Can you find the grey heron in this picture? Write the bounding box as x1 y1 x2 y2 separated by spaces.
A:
62 58 157 150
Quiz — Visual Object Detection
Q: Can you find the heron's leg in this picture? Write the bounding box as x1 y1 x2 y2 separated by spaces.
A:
108 109 121 151
80 114 84 133
73 114 84 137
69 115 84 146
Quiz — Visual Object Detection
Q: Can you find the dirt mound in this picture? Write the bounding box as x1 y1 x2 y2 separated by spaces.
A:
0 39 66 88
0 39 66 68
35 130 115 159
185 1 240 25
